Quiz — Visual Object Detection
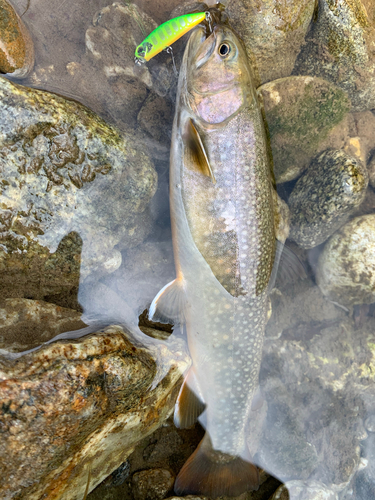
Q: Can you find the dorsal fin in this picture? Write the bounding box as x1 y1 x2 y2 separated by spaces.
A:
184 118 216 184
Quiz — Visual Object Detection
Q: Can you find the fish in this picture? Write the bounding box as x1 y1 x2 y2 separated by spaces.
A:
135 12 207 64
149 11 287 498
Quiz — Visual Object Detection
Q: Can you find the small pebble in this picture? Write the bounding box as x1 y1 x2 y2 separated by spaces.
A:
132 468 174 500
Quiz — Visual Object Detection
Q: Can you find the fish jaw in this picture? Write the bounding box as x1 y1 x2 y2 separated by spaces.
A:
185 26 255 124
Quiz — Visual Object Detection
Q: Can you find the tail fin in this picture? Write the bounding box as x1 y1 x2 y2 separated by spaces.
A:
174 435 259 498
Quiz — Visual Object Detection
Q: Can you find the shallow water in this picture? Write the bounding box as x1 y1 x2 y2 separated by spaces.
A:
1 1 375 499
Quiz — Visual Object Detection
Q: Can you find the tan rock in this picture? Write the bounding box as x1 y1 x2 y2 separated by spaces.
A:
0 0 34 78
0 326 189 500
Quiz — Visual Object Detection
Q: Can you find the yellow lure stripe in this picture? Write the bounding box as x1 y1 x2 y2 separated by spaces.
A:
135 12 206 63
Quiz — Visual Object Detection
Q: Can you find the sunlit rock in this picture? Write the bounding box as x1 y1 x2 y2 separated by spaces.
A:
316 214 375 306
289 150 368 249
293 0 375 112
0 0 34 78
0 76 157 303
226 0 315 87
0 326 189 500
258 77 350 183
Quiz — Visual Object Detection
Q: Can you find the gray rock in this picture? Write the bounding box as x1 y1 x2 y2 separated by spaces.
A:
226 0 315 87
266 280 346 340
367 153 375 189
132 468 175 500
258 77 350 183
289 149 368 249
0 325 189 500
85 2 174 128
271 481 338 500
273 188 290 243
293 0 375 112
0 0 34 78
0 76 157 302
261 310 371 488
316 214 375 306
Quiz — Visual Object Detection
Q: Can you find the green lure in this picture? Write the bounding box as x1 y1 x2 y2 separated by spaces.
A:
135 12 207 64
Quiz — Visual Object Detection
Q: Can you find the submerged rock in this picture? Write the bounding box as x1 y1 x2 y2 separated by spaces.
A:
261 297 373 489
271 481 338 500
0 326 189 500
289 149 368 249
85 2 174 129
258 77 350 183
0 298 85 353
0 76 157 302
293 0 375 112
132 468 174 500
0 0 34 78
316 214 375 306
226 0 315 87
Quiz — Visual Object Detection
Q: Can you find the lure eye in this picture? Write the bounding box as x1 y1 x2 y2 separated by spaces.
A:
219 42 231 57
137 46 146 56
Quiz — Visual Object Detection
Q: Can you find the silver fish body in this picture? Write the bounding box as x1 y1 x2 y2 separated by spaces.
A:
150 22 276 497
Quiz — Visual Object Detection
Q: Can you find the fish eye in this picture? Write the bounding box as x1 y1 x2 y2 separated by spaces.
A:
218 42 231 57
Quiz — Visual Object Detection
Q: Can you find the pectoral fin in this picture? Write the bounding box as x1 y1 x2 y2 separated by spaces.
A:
184 118 216 184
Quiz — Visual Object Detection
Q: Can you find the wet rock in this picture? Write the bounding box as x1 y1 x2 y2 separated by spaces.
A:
0 76 157 301
289 150 368 249
355 468 375 500
132 468 174 500
261 311 371 488
226 0 315 87
0 298 85 353
138 93 174 146
85 2 174 128
0 0 34 78
273 189 290 243
258 400 319 481
258 77 350 183
0 326 189 500
271 481 338 500
316 215 375 306
367 154 375 189
352 187 375 217
266 280 346 340
293 0 375 112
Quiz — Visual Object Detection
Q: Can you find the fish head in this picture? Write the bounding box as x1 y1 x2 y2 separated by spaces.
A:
185 25 255 124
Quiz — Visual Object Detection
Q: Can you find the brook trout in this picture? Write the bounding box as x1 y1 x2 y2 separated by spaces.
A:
150 16 279 498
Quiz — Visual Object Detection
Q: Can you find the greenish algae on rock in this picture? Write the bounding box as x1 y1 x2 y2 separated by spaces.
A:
258 76 350 183
0 76 157 304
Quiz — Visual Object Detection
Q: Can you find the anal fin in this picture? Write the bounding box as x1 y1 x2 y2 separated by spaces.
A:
174 368 206 429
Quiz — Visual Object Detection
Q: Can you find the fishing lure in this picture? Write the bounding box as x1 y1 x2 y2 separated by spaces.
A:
135 12 207 64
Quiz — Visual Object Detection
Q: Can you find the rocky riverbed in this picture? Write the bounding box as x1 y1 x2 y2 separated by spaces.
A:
2 1 375 499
